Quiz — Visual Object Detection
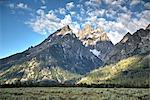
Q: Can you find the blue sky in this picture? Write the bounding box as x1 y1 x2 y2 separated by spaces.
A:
0 0 150 59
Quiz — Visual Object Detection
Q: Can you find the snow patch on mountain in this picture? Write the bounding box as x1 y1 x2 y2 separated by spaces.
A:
90 49 100 57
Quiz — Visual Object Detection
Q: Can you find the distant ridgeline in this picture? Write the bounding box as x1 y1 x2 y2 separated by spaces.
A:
0 24 150 88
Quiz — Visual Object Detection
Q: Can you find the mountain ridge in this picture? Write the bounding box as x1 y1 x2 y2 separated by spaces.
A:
105 26 150 64
0 25 104 85
78 24 150 87
0 24 149 86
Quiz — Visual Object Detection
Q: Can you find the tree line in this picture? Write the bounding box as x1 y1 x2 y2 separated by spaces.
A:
0 82 149 88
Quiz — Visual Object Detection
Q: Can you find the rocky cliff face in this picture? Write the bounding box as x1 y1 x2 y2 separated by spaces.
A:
105 25 150 64
78 25 150 87
0 25 103 85
77 24 114 61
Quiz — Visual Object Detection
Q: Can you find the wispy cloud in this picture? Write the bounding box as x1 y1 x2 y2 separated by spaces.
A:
130 0 141 6
8 2 31 11
26 9 60 35
16 2 31 10
59 8 66 15
66 2 74 10
41 6 46 9
26 7 80 35
40 0 46 5
25 0 149 44
8 3 15 9
144 2 150 10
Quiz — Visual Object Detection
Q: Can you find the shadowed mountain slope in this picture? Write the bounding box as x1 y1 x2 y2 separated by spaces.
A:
105 25 150 64
0 25 103 85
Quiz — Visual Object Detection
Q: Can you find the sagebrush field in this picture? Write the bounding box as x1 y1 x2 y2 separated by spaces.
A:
0 87 149 100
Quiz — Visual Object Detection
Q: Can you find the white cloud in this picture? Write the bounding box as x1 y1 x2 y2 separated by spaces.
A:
86 16 97 24
103 0 125 5
69 21 81 34
108 9 149 44
144 2 150 10
130 0 141 6
59 8 66 15
7 2 31 11
88 9 105 17
77 4 83 8
116 10 150 34
25 0 149 44
16 2 30 10
107 30 123 44
80 7 85 15
110 22 126 34
66 2 74 10
41 6 46 9
132 10 150 30
36 9 45 16
91 0 101 2
27 7 81 35
70 11 76 15
27 18 47 35
8 3 15 9
27 8 80 35
27 9 61 35
41 0 46 5
46 10 60 22
76 14 83 22
91 16 128 44
104 0 114 4
117 13 131 27
85 0 101 7
61 15 72 26
111 0 125 5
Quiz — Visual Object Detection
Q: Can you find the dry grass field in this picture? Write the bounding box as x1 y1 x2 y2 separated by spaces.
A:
0 87 149 100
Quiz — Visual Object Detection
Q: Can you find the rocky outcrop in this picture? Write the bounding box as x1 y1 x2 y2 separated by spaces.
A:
105 25 150 64
146 24 150 30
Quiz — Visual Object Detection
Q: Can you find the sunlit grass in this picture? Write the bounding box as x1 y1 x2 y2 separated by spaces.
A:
79 54 150 87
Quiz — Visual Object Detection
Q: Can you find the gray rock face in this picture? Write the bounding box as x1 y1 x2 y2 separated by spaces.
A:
105 26 150 64
87 34 114 61
0 25 103 75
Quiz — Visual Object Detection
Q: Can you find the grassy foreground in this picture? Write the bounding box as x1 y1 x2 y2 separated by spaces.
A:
0 87 149 100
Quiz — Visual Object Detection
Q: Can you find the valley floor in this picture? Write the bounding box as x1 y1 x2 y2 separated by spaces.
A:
0 87 149 100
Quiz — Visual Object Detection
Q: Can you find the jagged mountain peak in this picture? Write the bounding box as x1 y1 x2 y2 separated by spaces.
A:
61 25 71 32
98 32 110 41
105 26 150 64
78 24 93 39
55 25 72 36
76 25 114 62
83 24 93 31
78 25 111 44
126 32 132 36
120 32 132 43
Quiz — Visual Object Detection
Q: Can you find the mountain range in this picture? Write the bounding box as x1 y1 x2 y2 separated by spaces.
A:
0 24 149 87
